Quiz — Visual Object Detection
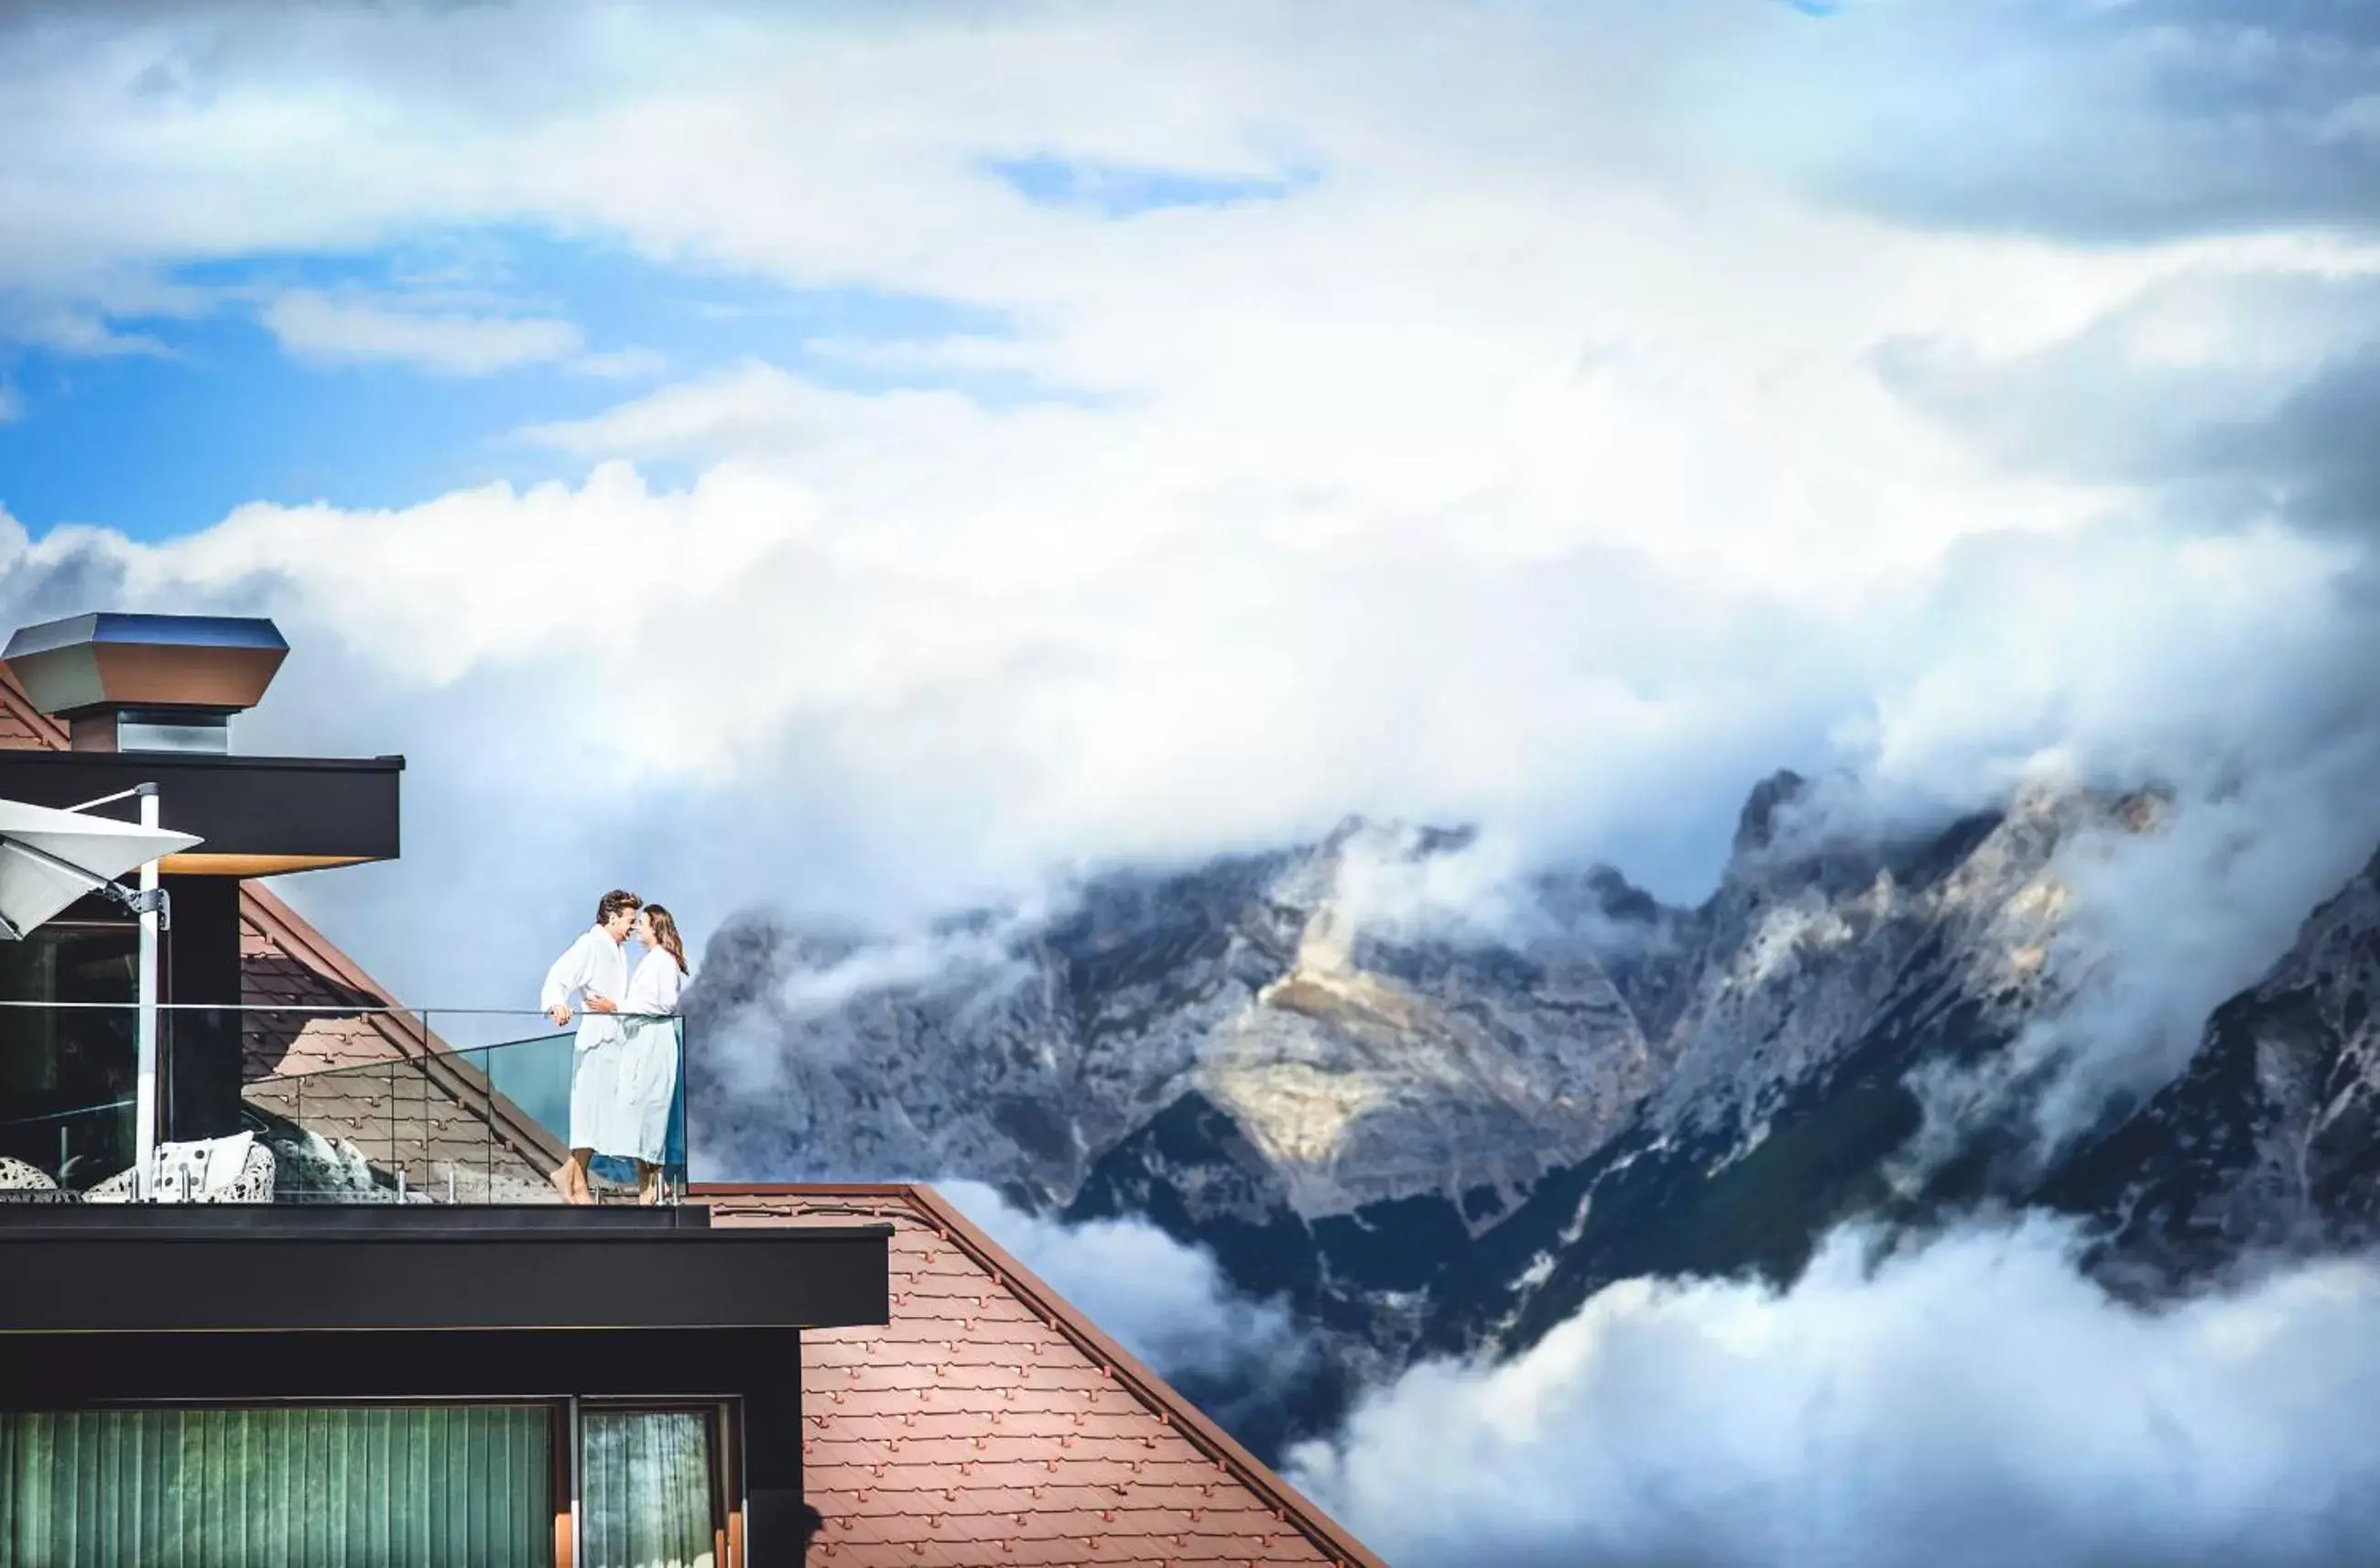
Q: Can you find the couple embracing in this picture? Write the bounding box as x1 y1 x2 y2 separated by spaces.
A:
539 888 690 1205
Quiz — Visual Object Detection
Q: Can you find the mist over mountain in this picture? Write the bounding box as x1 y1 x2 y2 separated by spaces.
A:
687 765 2380 1465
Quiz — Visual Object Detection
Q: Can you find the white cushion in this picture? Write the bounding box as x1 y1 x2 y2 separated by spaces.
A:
151 1130 258 1198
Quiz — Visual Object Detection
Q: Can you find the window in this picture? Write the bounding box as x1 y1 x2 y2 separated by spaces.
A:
0 1405 552 1567
3 1400 741 1566
581 1407 725 1568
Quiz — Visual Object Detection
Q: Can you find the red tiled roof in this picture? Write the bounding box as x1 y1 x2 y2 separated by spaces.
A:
701 1184 1388 1568
241 888 410 1076
0 664 68 749
234 885 566 1192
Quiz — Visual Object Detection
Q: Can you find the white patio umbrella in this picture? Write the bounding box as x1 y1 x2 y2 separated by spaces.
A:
0 796 199 939
1 792 201 1193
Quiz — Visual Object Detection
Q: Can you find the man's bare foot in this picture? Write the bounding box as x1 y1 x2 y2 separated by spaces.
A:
549 1165 575 1201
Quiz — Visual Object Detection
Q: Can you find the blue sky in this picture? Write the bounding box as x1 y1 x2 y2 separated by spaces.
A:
0 226 1030 540
987 155 1314 218
0 145 1315 541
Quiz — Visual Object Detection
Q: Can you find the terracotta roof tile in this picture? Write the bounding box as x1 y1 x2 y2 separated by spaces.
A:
0 668 67 751
231 889 565 1197
238 897 417 1075
702 1185 1385 1568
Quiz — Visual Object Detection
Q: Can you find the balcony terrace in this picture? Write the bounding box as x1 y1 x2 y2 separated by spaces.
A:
0 1002 685 1206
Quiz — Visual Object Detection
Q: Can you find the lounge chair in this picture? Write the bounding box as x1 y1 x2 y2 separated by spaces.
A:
0 1155 61 1194
82 1132 277 1203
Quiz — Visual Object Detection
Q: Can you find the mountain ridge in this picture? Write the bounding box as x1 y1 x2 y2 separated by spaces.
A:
688 772 2380 1456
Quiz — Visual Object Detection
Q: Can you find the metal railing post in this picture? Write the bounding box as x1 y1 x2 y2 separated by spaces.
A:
133 785 162 1193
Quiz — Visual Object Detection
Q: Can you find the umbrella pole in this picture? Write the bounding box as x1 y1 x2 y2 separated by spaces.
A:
135 784 161 1200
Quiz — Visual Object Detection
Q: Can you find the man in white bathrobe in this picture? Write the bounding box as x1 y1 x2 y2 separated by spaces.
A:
540 888 640 1203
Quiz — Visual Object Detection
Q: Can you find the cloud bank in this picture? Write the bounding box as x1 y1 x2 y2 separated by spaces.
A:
1292 1218 2380 1568
262 290 585 375
940 1179 1311 1394
0 0 2371 1084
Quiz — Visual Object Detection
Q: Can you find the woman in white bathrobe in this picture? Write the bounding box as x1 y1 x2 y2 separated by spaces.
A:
618 904 690 1204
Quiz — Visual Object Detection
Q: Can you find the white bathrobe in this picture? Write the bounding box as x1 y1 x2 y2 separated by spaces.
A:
617 950 688 1164
540 925 631 1156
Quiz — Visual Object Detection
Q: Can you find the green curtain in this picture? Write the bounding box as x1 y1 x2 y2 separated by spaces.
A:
0 1406 549 1568
580 1410 714 1568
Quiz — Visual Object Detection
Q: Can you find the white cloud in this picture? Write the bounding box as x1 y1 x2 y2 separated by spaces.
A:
1290 1218 2380 1568
261 289 583 375
940 1179 1310 1389
768 924 1034 1024
0 0 2375 1092
799 334 1038 377
570 345 668 379
2 431 2360 1044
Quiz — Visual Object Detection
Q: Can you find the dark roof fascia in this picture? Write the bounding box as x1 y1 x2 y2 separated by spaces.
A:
0 750 403 775
0 749 403 864
0 1202 706 1234
0 1208 893 1334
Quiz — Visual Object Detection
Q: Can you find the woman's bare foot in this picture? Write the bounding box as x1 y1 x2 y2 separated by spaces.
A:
549 1164 575 1201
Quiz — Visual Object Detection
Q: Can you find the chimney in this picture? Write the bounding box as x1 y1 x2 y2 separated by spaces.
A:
0 613 289 755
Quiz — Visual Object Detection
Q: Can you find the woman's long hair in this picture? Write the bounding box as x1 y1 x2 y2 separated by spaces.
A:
645 904 689 975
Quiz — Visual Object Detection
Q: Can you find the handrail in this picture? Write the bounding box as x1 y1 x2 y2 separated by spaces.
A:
0 1004 689 1204
0 1099 136 1130
0 1002 680 1016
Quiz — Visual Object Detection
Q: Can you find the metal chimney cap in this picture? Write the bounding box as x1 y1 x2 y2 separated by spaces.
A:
1 613 290 718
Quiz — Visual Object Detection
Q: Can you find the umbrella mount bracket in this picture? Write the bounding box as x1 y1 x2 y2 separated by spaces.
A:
0 833 171 931
103 883 170 930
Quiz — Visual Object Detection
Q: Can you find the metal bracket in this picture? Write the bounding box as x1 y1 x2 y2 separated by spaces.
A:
63 782 157 815
96 882 171 930
0 834 165 931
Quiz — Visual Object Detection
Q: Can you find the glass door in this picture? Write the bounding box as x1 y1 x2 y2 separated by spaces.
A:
579 1405 726 1568
0 920 137 1192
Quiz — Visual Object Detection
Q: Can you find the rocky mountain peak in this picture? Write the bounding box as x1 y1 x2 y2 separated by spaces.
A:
2038 839 2380 1288
688 766 2359 1459
1732 767 1810 856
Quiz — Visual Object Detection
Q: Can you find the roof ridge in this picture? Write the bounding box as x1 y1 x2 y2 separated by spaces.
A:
241 882 403 1005
694 1181 1390 1568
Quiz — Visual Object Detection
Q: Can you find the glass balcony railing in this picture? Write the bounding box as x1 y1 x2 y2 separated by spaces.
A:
0 1005 688 1206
